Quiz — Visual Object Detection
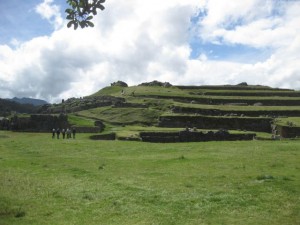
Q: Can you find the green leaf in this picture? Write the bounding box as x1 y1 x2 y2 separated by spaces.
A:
68 0 78 9
65 8 73 14
67 21 75 28
86 16 93 20
97 4 105 10
86 21 94 27
79 21 86 28
79 0 86 8
74 22 79 30
66 15 73 20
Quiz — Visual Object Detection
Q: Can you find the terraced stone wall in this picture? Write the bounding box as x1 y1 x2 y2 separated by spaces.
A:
171 106 300 117
276 125 300 138
159 115 272 132
140 131 256 143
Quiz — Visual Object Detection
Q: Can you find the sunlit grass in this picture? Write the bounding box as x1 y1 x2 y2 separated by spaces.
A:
0 131 299 225
68 114 95 126
275 117 300 127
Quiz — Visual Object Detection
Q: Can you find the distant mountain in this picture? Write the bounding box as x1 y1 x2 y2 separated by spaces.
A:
0 98 38 116
9 97 48 106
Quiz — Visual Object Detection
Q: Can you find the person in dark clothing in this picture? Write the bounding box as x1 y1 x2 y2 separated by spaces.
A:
56 128 60 139
52 128 55 139
62 128 66 139
72 128 76 139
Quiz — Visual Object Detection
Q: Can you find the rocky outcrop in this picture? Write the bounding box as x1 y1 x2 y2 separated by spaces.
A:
111 81 128 87
138 80 172 87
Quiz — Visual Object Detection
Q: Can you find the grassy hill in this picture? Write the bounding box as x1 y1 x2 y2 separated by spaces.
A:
3 81 300 139
54 82 300 139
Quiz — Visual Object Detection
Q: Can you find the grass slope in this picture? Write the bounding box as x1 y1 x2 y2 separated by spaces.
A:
67 84 300 137
0 131 299 225
77 106 161 125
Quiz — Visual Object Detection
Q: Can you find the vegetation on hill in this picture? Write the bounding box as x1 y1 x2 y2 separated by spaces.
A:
0 98 38 117
1 81 300 139
8 97 48 106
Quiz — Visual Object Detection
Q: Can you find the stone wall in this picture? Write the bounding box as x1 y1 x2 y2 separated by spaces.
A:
89 133 116 140
171 106 300 117
140 130 256 143
276 125 300 138
4 114 103 133
175 85 292 91
138 95 300 106
9 114 69 132
159 115 272 132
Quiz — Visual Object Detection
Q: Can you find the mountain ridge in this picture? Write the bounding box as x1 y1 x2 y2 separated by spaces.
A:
7 97 48 106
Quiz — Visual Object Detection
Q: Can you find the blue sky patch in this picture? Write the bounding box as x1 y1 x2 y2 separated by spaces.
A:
189 39 272 64
0 0 67 46
188 7 273 63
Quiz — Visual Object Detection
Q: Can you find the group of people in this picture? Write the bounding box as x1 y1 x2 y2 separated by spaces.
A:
52 127 76 139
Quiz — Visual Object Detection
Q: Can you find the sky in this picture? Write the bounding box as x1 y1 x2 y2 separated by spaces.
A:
0 0 300 103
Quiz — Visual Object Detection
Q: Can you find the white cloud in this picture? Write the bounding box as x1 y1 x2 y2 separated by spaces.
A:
35 0 63 30
197 0 300 49
0 0 299 103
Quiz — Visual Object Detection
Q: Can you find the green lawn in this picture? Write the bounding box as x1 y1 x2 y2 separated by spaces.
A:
275 117 300 127
0 131 299 225
67 114 96 127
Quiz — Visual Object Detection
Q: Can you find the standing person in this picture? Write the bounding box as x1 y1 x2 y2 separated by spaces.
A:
62 128 66 139
56 128 60 139
67 128 71 139
52 128 55 139
72 127 76 139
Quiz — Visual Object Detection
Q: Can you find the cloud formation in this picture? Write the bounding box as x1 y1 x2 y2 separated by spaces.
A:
35 0 63 30
0 0 299 103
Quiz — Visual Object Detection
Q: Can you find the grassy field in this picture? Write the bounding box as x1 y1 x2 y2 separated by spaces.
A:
0 131 299 225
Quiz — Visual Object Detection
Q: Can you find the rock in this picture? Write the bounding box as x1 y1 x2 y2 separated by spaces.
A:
237 82 248 86
138 80 172 87
111 81 128 87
